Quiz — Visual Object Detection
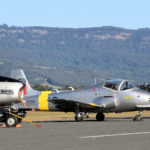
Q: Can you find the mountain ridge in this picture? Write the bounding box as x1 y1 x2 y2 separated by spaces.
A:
0 24 150 86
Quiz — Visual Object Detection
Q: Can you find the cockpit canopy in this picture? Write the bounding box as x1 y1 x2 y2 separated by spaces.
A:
104 79 134 91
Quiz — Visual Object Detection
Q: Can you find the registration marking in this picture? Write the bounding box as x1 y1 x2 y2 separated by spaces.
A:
80 131 150 139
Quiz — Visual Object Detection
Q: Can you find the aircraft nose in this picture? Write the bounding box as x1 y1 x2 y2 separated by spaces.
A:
146 93 150 101
138 90 150 102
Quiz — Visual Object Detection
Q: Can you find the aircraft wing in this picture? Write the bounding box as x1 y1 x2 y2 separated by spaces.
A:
49 96 115 112
136 104 150 110
49 99 103 112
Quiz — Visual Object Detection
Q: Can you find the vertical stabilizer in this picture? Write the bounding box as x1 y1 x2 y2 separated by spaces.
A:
11 70 41 97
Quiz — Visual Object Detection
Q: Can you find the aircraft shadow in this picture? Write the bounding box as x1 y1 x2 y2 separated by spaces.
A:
33 119 97 123
33 116 150 123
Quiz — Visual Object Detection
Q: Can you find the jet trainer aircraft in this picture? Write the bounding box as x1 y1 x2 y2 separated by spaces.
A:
11 70 150 122
0 76 25 127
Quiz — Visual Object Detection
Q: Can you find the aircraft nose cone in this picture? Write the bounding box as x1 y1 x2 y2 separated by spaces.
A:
139 90 150 103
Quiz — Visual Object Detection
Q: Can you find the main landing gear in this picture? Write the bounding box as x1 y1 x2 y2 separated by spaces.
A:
75 112 84 121
74 111 105 122
133 110 143 121
74 106 90 121
96 112 105 121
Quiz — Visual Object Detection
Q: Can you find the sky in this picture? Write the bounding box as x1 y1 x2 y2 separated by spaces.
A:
0 0 150 29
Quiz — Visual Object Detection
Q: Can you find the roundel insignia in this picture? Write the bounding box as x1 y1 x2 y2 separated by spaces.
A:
113 92 117 97
92 88 96 92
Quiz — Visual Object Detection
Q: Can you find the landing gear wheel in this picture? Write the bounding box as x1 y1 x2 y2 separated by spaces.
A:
133 115 143 121
5 115 18 127
133 110 143 121
96 113 105 121
75 113 84 121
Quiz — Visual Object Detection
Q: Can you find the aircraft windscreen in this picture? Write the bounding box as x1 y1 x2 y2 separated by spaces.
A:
119 81 134 91
104 79 123 91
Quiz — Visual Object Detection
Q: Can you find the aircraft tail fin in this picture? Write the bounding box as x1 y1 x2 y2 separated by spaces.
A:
10 69 40 97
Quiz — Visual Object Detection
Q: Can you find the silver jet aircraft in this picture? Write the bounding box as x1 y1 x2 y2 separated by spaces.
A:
12 70 150 122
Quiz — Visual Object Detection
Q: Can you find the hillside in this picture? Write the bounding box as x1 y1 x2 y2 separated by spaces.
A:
0 24 150 86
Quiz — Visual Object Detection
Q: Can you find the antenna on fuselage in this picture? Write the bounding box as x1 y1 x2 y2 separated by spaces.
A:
94 70 97 85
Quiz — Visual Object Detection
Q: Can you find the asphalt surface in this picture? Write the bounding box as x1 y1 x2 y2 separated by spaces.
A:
1 118 150 150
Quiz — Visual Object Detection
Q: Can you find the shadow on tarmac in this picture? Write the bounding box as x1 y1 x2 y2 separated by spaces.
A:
33 116 150 124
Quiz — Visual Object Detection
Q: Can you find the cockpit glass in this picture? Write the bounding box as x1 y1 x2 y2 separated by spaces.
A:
120 81 134 91
104 80 122 91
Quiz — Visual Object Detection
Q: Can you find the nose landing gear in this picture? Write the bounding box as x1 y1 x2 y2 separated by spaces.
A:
133 110 143 121
0 106 26 128
5 115 18 127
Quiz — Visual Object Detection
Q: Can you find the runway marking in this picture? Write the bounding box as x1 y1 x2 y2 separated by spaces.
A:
80 131 150 139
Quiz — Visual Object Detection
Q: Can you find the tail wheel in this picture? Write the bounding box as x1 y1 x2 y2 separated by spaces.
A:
5 115 18 127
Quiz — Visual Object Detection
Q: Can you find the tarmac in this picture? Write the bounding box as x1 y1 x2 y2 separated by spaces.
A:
1 117 150 150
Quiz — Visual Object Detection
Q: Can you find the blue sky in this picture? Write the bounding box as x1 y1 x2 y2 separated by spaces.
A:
0 0 150 29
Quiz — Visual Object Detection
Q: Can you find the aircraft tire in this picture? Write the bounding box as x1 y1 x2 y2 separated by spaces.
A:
133 115 143 121
96 113 105 121
75 113 84 121
5 115 18 127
